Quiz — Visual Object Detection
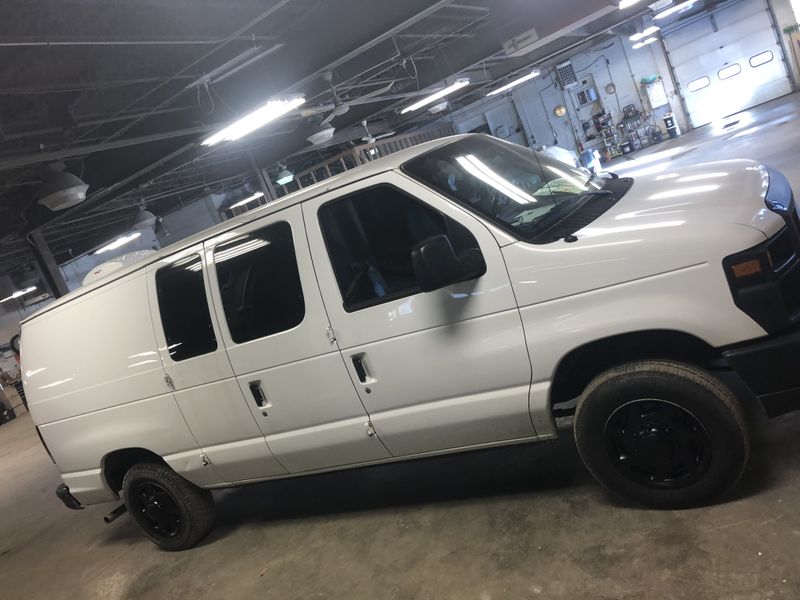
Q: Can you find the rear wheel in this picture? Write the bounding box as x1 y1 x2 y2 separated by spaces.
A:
574 360 749 508
122 463 215 551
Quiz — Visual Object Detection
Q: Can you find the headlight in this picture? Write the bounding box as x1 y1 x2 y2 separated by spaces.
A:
757 164 770 201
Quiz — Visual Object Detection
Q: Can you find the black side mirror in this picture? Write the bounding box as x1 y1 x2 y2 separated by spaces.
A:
411 235 486 292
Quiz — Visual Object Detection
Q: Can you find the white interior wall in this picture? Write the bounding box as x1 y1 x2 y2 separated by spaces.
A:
452 34 688 156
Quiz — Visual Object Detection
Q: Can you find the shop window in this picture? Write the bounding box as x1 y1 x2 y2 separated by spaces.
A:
319 185 480 312
718 64 742 81
686 77 710 92
155 255 218 361
214 221 305 344
750 50 774 68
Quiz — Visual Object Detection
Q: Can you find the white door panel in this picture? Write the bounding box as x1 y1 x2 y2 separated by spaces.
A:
172 379 287 481
147 246 287 482
234 353 390 472
664 0 791 127
205 204 390 473
303 172 536 456
342 309 535 455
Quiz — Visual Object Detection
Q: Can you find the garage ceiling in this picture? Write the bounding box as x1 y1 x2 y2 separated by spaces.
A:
0 0 666 280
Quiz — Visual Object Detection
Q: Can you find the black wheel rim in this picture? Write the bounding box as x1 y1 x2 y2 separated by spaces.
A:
603 399 712 489
129 481 183 538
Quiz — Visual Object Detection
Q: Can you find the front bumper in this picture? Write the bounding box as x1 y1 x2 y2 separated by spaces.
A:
723 329 800 418
56 483 84 510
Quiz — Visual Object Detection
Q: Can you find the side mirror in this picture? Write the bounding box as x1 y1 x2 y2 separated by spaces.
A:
411 235 486 292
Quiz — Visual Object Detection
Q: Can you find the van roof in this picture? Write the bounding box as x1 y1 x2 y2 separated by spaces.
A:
23 134 463 324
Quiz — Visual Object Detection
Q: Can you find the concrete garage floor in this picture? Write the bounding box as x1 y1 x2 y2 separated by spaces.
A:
3 93 800 600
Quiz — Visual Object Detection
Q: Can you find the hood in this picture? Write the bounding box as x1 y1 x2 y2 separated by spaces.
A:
503 159 783 307
604 159 783 237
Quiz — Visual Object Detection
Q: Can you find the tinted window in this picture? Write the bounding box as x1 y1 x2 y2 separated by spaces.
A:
155 255 217 361
319 186 480 311
215 221 305 343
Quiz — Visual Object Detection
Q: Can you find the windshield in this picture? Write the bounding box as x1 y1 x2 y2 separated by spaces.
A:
402 135 612 243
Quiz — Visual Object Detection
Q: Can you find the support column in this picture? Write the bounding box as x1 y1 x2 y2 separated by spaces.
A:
249 152 277 202
28 229 69 298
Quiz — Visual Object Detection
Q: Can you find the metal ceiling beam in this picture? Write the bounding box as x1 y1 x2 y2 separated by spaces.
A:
0 126 209 172
0 36 276 48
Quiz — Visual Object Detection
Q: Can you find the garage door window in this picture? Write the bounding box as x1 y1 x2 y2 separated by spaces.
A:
319 185 481 312
156 255 218 361
214 221 305 344
750 50 774 68
718 64 742 80
687 77 710 92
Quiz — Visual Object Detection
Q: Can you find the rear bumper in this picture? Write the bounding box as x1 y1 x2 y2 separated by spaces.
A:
56 484 84 510
723 329 800 418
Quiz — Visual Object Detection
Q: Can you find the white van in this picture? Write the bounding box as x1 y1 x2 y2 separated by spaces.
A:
22 135 799 550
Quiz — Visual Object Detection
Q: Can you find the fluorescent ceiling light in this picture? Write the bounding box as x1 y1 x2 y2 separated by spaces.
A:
228 191 264 210
632 37 658 49
202 96 305 146
276 167 294 186
487 70 541 96
94 232 142 255
630 26 660 41
400 78 470 115
0 286 38 304
654 1 695 20
619 0 643 8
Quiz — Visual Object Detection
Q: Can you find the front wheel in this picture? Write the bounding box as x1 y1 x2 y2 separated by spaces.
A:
574 360 750 508
122 463 215 551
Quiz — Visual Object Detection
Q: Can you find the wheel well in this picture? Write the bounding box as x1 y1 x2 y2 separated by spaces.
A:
103 448 167 492
550 330 719 408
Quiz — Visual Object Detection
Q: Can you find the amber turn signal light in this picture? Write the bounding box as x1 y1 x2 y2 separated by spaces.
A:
730 259 762 278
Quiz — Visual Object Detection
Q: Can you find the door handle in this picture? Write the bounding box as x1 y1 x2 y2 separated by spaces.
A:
249 381 267 409
351 355 368 383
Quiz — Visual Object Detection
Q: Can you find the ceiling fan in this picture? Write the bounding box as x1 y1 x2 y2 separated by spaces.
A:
360 120 395 144
302 71 396 145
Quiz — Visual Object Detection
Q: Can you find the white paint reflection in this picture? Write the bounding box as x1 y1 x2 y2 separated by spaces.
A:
25 367 47 378
579 220 685 238
128 359 159 368
677 172 728 183
648 185 719 201
655 173 680 181
608 147 686 173
39 377 74 390
128 351 157 359
615 202 692 220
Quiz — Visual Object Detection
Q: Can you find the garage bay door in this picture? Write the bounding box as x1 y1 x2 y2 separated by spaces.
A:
663 0 792 127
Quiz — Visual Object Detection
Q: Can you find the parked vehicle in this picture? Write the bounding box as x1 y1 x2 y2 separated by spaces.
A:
22 134 799 550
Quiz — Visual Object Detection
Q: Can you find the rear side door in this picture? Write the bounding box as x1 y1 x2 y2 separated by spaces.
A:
302 172 536 457
204 204 391 473
147 246 288 482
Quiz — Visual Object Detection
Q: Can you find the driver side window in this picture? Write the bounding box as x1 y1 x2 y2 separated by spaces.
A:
318 185 479 312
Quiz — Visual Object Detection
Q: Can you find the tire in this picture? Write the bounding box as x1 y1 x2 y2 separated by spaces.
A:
574 360 750 508
122 463 215 551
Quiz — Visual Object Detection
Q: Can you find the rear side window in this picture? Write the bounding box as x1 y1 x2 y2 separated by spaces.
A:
155 255 218 361
214 221 305 344
318 185 480 311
